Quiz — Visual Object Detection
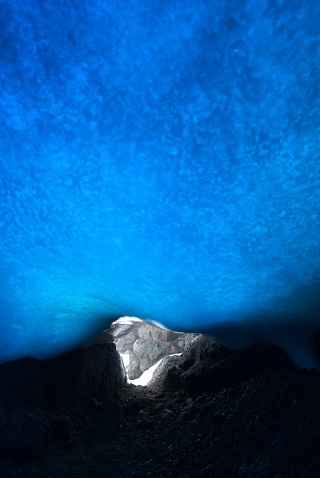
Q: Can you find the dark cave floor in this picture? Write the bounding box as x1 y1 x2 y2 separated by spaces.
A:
2 367 320 478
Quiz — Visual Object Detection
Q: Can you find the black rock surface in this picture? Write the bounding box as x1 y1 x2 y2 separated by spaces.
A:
0 339 319 477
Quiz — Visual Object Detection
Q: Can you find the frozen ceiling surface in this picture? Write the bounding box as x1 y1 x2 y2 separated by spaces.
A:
0 0 320 366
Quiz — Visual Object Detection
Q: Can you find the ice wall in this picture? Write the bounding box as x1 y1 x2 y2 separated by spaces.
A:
0 0 320 366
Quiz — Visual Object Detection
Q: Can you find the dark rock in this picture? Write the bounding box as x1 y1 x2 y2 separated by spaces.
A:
157 369 320 478
43 343 126 408
179 335 230 371
86 398 123 443
85 397 103 414
0 358 47 413
144 338 293 398
0 344 126 420
148 355 186 393
0 409 51 461
49 413 73 441
122 397 141 417
0 401 5 428
87 329 114 345
183 344 294 397
100 344 127 397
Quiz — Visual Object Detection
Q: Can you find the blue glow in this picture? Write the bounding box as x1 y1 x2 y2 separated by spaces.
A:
0 0 320 366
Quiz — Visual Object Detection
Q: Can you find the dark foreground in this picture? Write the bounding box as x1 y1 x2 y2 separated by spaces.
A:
1 340 320 477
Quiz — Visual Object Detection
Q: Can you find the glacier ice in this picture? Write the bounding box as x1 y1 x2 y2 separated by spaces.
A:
0 0 320 366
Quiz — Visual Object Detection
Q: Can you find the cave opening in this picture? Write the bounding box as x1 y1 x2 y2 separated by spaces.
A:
112 317 200 387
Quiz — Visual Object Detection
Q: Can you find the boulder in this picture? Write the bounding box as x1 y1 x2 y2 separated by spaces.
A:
114 322 202 379
138 324 179 342
148 355 185 393
125 350 142 379
145 336 294 398
169 333 201 354
0 344 126 415
182 344 294 397
43 343 126 407
179 335 230 371
115 330 140 353
133 339 169 371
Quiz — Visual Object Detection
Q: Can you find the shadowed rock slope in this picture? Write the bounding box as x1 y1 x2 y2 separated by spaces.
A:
0 338 320 477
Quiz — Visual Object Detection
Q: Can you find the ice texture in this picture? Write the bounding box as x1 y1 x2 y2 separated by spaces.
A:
0 0 320 366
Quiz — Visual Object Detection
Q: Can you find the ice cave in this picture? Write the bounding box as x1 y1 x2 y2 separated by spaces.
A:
0 0 320 368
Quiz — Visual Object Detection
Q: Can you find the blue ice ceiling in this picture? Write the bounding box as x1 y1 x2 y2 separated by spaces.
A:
0 0 320 366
